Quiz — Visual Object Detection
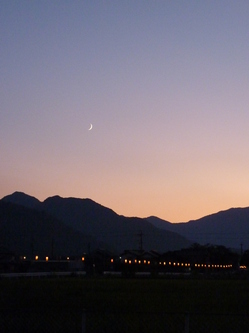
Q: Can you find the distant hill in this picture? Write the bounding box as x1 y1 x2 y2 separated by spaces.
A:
0 201 103 257
1 192 190 254
147 208 249 250
145 216 172 230
2 192 42 210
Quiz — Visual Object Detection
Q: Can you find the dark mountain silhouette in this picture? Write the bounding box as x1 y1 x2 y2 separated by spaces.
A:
145 216 172 230
147 207 249 250
1 192 190 254
43 195 191 253
3 192 42 210
0 201 106 257
4 192 249 253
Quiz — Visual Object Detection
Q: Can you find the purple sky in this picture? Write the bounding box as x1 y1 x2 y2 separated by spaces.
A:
1 1 249 222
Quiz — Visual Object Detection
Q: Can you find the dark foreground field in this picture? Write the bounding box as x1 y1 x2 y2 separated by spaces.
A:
1 276 249 332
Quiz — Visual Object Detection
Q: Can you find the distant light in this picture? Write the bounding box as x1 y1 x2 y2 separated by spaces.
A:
35 256 38 261
125 259 127 263
23 256 26 260
82 257 85 261
46 256 49 261
67 257 70 260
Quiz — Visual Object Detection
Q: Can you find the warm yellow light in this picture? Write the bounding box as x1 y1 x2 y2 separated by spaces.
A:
129 260 131 264
134 259 137 263
240 265 247 269
144 260 146 264
45 256 49 261
168 262 171 265
35 255 39 260
138 260 141 264
82 257 85 261
67 257 70 260
125 259 127 263
23 256 26 260
148 261 150 264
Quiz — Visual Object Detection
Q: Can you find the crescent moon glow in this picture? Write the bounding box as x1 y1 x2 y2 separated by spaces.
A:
88 123 93 130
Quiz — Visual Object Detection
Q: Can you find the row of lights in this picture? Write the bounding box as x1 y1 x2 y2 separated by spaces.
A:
20 256 239 270
194 263 233 268
21 256 85 261
123 259 233 269
159 261 191 267
124 259 151 264
123 259 190 266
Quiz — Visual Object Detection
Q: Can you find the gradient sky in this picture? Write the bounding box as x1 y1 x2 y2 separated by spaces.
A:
1 1 249 222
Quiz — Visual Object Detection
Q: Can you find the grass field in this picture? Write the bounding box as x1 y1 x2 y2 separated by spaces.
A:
1 276 249 332
1 276 249 314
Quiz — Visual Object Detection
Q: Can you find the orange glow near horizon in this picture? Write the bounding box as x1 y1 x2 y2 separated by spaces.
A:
2 185 249 223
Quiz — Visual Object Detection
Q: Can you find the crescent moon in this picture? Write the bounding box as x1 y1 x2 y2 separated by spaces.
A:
88 123 93 130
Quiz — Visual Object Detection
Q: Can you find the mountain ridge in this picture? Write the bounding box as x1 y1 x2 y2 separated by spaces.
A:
1 192 190 254
0 200 104 257
146 207 249 249
3 191 249 252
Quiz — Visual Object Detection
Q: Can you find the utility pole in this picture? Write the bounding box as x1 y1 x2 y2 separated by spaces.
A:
137 231 143 252
240 243 243 257
51 236 54 259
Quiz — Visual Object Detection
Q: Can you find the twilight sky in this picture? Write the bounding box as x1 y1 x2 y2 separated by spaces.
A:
1 1 249 222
